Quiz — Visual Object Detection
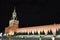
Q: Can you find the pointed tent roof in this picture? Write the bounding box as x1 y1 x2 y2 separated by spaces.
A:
12 8 17 20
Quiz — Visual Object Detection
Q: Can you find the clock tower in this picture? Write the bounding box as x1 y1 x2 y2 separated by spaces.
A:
5 8 19 35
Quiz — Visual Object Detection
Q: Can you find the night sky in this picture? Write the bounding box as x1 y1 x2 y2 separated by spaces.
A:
0 0 60 32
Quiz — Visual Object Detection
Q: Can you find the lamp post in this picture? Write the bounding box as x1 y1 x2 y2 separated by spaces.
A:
40 36 42 40
9 35 11 40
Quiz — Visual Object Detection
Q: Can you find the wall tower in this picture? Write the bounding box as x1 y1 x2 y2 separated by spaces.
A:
5 8 19 35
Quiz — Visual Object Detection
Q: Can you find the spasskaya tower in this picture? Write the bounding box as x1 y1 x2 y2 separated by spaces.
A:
5 8 19 35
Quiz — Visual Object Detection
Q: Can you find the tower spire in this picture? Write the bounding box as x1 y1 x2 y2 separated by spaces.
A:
12 7 17 20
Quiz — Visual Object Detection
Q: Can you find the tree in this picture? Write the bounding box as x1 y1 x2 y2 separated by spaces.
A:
56 29 60 35
25 32 28 35
34 31 38 35
40 30 45 35
29 32 33 35
11 32 17 36
47 30 53 35
22 32 28 35
42 30 45 35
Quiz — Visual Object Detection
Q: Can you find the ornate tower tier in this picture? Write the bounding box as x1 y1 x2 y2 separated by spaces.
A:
9 8 19 27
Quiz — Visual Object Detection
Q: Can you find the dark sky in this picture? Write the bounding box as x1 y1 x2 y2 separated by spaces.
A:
0 0 59 32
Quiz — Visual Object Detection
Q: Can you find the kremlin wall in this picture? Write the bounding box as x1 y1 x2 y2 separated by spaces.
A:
5 8 60 36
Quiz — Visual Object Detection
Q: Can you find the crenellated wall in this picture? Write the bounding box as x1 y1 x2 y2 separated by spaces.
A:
15 24 60 35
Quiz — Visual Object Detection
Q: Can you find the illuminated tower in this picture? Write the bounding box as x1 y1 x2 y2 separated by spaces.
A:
5 8 19 35
9 8 19 28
